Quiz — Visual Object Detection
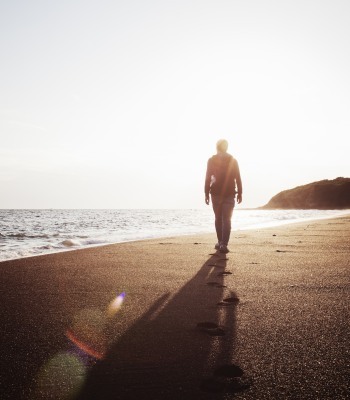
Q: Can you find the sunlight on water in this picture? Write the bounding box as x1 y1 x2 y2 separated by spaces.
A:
0 209 348 261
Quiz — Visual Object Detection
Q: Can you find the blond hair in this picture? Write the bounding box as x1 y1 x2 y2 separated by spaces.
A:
216 139 228 152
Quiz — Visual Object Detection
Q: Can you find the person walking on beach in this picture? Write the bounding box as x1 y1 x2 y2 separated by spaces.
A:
205 139 242 253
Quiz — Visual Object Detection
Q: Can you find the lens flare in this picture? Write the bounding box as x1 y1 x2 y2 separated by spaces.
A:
65 293 126 361
66 329 105 360
107 291 126 317
33 352 86 400
66 308 107 361
33 292 126 398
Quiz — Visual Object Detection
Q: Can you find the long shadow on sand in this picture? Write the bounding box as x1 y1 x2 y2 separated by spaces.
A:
77 253 246 399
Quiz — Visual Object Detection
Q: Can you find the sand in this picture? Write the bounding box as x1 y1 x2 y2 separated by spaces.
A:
1 215 349 399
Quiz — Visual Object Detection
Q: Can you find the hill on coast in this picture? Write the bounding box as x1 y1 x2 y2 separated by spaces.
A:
261 177 350 209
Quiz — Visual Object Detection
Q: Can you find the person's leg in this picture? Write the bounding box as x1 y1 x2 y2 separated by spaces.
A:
221 198 235 247
211 195 223 245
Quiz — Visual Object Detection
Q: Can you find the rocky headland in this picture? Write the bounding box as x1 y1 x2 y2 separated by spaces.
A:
262 177 350 209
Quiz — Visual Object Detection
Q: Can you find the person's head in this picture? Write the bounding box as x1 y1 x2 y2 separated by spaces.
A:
216 139 228 153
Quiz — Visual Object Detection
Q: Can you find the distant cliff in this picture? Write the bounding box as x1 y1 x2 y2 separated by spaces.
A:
262 177 350 209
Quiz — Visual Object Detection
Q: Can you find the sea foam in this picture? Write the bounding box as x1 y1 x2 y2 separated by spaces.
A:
0 208 348 262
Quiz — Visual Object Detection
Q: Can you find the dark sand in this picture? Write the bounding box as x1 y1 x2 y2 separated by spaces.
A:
1 215 349 399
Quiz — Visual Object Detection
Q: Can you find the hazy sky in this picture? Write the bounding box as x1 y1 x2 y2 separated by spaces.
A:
1 0 349 209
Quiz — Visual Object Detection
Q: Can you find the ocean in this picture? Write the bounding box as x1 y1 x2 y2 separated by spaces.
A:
0 208 348 262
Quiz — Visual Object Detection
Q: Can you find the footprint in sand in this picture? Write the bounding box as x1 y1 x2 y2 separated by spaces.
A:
204 328 225 336
226 379 251 393
217 296 239 306
196 322 225 336
217 302 231 306
200 377 250 394
197 322 218 329
223 296 239 303
214 364 244 378
200 378 225 393
201 364 250 394
217 271 232 276
206 282 227 288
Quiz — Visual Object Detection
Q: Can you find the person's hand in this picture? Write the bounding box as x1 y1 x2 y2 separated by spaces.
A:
237 193 242 204
205 195 210 205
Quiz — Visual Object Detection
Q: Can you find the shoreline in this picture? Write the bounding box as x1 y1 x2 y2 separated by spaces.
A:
1 210 349 264
1 215 350 399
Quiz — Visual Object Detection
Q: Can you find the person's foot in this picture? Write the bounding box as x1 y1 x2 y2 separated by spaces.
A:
219 244 229 253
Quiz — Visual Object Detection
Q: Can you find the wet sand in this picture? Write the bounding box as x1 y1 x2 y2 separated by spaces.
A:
1 215 349 399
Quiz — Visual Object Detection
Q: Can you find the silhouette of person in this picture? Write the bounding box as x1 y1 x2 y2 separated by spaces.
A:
205 139 242 253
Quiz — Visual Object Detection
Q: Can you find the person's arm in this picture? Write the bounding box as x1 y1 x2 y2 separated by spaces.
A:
204 159 211 204
235 160 243 204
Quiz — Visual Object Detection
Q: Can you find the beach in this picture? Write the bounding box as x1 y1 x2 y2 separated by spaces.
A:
1 215 349 399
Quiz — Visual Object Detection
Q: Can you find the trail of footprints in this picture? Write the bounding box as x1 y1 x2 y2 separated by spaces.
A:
197 279 238 335
196 253 251 394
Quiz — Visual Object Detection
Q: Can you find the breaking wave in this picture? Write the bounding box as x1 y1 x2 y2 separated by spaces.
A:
0 208 348 262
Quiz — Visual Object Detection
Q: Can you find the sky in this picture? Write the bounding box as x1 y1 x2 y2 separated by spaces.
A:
1 0 349 209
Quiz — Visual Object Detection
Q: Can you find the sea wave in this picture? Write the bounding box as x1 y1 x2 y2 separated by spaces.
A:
0 208 348 262
60 239 80 247
1 233 51 239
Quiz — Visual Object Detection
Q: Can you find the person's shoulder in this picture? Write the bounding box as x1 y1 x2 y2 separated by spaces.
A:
228 154 238 162
224 153 235 162
227 155 240 168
